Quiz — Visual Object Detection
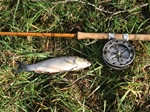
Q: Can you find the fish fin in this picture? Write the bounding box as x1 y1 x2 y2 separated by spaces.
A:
14 61 28 73
64 60 73 64
64 59 76 65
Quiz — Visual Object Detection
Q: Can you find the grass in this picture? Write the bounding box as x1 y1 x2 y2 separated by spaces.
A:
0 0 150 112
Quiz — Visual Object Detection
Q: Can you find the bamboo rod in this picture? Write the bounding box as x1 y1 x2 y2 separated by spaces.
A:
0 32 76 38
1 31 150 41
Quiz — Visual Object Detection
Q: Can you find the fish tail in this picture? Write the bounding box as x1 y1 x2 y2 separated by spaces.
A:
14 61 28 73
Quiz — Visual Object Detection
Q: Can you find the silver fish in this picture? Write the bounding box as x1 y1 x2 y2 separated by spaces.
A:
15 56 91 74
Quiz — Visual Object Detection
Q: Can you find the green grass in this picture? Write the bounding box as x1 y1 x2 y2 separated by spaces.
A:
0 0 150 112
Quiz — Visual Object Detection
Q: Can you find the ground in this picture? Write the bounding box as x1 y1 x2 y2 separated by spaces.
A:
0 0 150 112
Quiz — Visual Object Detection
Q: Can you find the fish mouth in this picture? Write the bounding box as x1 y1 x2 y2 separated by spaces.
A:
84 62 91 68
87 62 91 66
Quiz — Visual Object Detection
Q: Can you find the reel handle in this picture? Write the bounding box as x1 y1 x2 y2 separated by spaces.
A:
77 32 150 41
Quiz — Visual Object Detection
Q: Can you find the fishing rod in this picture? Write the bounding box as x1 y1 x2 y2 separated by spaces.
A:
0 31 150 40
0 31 149 70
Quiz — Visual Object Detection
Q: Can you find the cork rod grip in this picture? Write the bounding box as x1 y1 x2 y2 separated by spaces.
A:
77 32 150 41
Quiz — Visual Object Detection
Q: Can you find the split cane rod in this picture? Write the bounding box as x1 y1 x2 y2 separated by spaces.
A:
0 32 150 41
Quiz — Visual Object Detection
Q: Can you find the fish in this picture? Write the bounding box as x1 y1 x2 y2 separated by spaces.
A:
14 56 91 74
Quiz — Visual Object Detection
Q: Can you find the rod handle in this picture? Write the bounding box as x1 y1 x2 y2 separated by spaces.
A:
77 32 150 41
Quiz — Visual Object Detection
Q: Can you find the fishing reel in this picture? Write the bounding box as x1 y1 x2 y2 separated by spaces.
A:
102 33 135 70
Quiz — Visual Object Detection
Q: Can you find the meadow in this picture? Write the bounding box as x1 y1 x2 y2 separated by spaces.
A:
0 0 150 112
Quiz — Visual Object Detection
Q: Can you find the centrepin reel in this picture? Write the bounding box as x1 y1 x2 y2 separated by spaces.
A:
102 33 135 70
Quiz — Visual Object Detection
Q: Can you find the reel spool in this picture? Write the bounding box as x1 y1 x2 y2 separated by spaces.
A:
102 34 135 70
